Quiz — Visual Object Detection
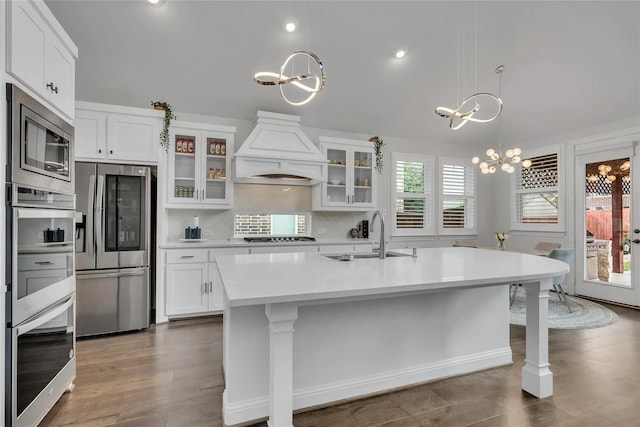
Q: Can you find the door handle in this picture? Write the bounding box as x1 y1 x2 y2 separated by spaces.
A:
634 229 640 234
35 261 54 265
180 255 194 259
46 82 59 93
203 282 208 294
633 239 640 244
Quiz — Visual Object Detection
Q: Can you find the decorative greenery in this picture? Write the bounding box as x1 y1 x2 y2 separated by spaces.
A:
151 101 177 152
495 231 509 251
369 136 384 174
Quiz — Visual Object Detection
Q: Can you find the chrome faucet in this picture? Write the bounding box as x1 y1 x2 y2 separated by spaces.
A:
370 210 385 259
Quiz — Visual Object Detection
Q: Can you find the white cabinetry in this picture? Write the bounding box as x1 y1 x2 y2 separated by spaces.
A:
166 121 235 209
312 137 377 211
6 0 77 121
75 102 164 164
164 247 248 318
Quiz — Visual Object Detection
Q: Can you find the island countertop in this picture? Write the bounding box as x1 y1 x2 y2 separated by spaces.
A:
216 246 569 307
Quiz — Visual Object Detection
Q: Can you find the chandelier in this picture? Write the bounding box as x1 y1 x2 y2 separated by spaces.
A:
435 6 502 130
471 66 531 174
254 50 326 106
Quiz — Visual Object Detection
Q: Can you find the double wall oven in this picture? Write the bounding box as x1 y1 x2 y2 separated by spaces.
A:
6 83 76 427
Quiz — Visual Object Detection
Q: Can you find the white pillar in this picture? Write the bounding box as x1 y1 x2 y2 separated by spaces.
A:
521 278 553 398
265 303 298 427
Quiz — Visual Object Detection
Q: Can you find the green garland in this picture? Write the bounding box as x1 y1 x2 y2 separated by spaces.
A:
369 136 384 174
151 101 177 152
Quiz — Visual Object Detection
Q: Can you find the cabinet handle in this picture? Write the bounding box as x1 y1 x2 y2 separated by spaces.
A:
98 149 102 154
180 255 194 259
46 82 58 93
203 282 208 294
209 281 213 293
110 150 113 154
35 261 54 265
202 189 205 200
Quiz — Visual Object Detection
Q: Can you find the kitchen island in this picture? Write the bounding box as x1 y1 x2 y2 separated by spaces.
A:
216 247 568 427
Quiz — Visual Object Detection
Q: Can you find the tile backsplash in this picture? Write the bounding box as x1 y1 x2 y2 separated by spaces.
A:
165 184 369 241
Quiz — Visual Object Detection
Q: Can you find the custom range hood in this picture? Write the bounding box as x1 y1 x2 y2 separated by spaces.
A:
234 111 326 183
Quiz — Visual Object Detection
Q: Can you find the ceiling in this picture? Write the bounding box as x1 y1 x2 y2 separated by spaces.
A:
45 1 640 151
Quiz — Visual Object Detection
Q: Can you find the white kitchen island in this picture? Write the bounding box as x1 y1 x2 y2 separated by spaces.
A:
216 247 569 427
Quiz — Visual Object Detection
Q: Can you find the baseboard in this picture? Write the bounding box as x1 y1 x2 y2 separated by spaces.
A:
222 347 512 426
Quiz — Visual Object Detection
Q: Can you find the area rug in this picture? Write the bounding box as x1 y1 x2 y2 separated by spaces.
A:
510 290 618 329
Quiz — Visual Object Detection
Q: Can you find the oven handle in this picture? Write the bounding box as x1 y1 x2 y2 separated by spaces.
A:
95 174 104 257
16 293 75 336
87 174 96 258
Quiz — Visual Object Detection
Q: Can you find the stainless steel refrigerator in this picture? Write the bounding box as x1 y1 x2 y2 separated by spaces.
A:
75 163 151 336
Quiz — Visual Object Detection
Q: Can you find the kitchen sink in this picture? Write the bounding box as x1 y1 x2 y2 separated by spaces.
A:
323 251 411 261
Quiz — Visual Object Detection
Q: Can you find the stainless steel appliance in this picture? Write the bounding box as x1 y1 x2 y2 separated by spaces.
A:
74 163 151 337
5 184 77 427
7 83 74 194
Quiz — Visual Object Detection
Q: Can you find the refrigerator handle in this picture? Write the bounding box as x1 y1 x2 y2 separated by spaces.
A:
95 174 105 257
87 174 96 258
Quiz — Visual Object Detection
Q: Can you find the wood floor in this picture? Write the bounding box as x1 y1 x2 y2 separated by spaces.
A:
41 302 640 427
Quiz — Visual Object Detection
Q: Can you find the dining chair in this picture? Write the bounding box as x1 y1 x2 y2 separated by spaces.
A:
547 248 575 312
453 240 477 248
509 246 574 312
534 242 561 253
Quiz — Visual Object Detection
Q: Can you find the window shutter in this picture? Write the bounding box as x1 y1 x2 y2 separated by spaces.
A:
439 160 476 234
514 153 559 224
391 153 434 236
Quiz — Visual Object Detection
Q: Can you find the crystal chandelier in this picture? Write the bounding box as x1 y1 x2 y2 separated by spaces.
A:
254 50 326 106
471 66 531 174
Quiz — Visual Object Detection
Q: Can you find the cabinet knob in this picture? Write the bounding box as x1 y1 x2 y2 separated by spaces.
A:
46 82 58 93
109 150 113 154
98 149 102 153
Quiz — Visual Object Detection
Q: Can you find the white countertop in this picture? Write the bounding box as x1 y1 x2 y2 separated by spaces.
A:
159 237 372 249
216 247 569 307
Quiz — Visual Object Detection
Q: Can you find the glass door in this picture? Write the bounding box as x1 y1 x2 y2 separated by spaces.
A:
171 132 198 203
104 175 145 252
352 149 373 206
325 147 348 205
576 148 639 306
204 136 228 202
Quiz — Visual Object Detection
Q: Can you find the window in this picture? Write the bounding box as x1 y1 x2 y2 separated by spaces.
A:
234 213 311 237
511 145 563 231
439 158 476 235
391 152 434 236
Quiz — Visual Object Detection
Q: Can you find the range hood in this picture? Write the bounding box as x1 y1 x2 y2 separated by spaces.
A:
234 111 327 183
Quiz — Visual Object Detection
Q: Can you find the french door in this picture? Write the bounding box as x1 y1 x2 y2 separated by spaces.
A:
575 144 640 306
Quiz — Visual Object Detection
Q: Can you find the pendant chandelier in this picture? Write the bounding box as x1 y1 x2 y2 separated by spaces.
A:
471 66 531 174
254 50 326 106
435 6 502 130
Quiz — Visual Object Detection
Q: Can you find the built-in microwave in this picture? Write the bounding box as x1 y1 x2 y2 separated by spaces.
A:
7 83 74 194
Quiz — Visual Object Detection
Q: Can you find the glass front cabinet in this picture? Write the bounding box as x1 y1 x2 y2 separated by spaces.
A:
166 121 235 208
312 136 377 211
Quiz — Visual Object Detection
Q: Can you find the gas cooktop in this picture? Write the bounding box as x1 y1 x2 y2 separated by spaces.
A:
243 236 316 243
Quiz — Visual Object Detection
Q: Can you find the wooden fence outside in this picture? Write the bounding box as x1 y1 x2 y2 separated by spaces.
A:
586 209 631 240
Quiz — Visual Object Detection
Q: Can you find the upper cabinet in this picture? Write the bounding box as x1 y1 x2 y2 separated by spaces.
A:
165 121 235 209
6 0 78 121
75 102 163 164
312 136 377 211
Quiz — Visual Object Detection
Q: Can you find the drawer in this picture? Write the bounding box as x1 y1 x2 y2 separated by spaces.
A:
209 247 250 262
18 253 71 271
166 250 208 264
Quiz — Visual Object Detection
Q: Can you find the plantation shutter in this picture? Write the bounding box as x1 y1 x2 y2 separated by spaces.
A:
513 151 560 227
392 153 434 236
440 159 476 234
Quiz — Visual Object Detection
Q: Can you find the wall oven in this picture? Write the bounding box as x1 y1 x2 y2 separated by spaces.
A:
5 183 77 427
7 83 74 194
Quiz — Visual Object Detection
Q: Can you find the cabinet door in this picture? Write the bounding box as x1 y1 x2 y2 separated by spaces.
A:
168 129 200 205
165 263 208 316
324 146 349 206
7 1 47 98
351 148 375 208
107 114 160 163
202 133 231 205
46 40 75 119
75 110 107 160
209 263 225 312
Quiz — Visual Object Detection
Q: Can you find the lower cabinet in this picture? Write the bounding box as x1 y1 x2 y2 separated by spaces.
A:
165 250 224 317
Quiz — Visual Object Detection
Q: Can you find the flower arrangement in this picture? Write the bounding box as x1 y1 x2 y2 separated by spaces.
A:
495 231 509 251
369 136 384 174
151 101 177 152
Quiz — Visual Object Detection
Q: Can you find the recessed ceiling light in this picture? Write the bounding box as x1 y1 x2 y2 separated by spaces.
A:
148 0 165 6
394 47 407 59
284 18 297 33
